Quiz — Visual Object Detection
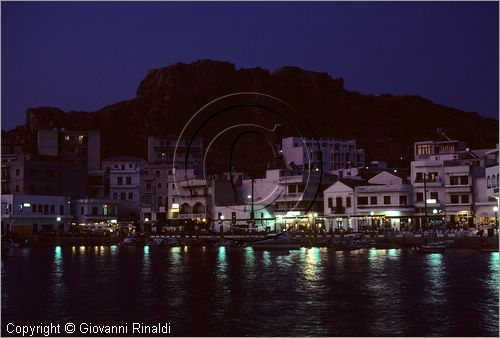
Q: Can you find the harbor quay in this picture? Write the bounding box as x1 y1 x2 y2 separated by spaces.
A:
7 229 498 251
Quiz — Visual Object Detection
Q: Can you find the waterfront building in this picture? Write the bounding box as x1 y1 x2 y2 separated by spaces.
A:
475 144 499 228
240 168 335 229
410 133 497 229
102 156 145 217
147 135 203 174
1 194 71 235
280 136 364 173
323 171 414 231
71 198 119 233
139 162 174 223
37 129 101 171
166 172 235 220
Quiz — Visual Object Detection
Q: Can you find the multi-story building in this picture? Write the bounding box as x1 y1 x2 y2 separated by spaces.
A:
1 194 72 235
323 171 414 231
280 137 364 173
147 136 203 173
411 136 496 228
1 154 87 199
102 156 145 217
37 129 101 170
475 144 499 229
239 168 335 229
139 163 174 222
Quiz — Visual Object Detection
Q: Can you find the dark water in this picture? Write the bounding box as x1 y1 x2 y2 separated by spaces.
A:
2 246 499 336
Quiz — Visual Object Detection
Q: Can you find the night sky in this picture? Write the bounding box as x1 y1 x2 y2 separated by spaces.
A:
2 1 498 130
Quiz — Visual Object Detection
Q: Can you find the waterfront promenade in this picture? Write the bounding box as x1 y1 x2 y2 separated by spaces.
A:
6 229 498 249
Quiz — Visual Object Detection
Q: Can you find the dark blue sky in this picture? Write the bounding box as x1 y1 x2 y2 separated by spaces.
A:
2 1 498 130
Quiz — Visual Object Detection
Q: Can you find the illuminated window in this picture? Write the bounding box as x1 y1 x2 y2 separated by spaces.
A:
416 144 433 156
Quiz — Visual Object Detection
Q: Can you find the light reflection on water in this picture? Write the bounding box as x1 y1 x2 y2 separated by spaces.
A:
366 248 404 335
1 247 498 337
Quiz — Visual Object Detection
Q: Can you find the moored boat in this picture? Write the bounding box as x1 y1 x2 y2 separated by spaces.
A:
416 240 454 253
119 236 144 246
250 232 301 251
148 236 180 247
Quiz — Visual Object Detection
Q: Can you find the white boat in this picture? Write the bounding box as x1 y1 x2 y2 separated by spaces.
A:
148 236 180 247
416 240 454 253
119 237 144 246
250 232 301 251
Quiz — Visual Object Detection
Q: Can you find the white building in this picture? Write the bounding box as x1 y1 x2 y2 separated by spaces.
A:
1 194 72 235
323 171 414 231
280 136 364 173
102 156 145 217
239 168 335 229
411 137 497 228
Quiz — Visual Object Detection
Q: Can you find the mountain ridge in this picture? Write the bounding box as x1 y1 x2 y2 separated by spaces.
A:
2 59 498 172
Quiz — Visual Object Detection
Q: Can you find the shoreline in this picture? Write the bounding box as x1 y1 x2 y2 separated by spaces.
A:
11 234 500 250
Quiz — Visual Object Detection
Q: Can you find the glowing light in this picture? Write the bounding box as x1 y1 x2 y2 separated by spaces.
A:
385 210 400 217
494 206 499 212
220 215 225 220
172 203 179 209
426 199 437 204
144 217 149 222
110 219 117 224
370 211 375 216
432 209 438 214
313 213 318 218
144 245 149 254
56 217 61 222
247 195 252 199
23 203 31 207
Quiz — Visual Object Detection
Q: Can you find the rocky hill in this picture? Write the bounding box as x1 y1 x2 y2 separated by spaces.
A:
2 59 498 174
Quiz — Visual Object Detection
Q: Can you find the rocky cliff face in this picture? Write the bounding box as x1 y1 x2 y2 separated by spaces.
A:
2 59 498 174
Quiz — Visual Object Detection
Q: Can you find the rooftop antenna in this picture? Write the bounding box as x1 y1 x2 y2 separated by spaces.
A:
436 128 453 141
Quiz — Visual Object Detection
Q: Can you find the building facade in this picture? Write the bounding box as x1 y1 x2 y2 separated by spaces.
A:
1 194 72 235
280 137 364 173
102 156 145 217
147 136 203 174
37 129 101 170
323 171 414 231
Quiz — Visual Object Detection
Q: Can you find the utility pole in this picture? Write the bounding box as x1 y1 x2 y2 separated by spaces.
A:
423 173 428 231
250 178 255 227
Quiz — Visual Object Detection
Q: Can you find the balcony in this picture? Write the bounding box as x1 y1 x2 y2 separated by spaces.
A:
413 177 442 186
331 206 345 214
178 213 206 219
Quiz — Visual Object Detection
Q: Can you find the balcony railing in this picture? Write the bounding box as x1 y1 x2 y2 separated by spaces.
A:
414 178 441 184
330 206 345 214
